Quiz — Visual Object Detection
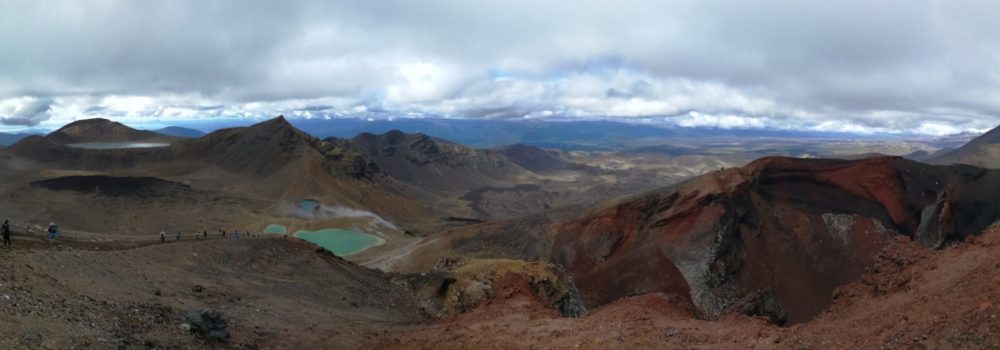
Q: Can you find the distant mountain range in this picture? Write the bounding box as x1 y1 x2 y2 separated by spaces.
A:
0 132 36 147
153 126 206 138
2 117 983 157
285 118 900 150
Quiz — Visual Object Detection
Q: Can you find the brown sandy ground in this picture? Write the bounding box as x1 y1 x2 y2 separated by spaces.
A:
383 227 1000 349
0 233 427 349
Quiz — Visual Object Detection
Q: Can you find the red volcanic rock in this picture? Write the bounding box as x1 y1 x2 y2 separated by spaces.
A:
539 156 1000 324
489 272 554 305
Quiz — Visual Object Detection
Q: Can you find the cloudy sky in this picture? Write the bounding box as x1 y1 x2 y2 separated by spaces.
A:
1 0 998 135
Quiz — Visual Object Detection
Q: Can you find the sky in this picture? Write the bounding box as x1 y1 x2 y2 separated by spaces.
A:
1 0 999 135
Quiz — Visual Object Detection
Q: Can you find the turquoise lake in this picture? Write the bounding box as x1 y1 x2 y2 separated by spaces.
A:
67 142 170 149
298 199 320 211
294 228 383 256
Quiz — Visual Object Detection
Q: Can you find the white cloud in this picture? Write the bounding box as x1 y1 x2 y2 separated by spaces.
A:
914 122 966 136
675 112 770 129
811 120 882 134
1 1 999 134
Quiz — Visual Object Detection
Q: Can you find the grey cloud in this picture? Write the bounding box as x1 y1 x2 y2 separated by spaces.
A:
461 105 549 120
2 98 53 126
296 105 335 112
84 106 106 114
607 81 655 99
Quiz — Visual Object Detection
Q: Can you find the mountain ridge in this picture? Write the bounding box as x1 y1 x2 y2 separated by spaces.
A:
929 124 1000 168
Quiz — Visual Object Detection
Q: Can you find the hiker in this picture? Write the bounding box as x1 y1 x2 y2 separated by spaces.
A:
203 231 207 239
160 230 166 243
47 223 58 241
2 219 11 247
176 232 181 241
222 230 227 238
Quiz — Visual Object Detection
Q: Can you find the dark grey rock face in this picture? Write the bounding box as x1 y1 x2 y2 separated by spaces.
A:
180 308 230 340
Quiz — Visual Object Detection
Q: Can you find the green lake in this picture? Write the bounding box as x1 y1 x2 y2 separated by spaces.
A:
294 228 383 256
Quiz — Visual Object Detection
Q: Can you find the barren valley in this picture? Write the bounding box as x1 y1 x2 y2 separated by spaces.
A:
0 117 998 349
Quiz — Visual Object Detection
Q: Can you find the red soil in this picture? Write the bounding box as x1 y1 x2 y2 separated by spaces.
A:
385 228 1000 349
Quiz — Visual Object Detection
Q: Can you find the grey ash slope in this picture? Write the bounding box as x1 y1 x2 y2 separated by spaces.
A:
929 124 1000 168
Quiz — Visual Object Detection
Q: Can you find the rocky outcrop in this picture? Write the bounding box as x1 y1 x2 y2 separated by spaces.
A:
914 186 956 248
725 288 788 325
179 308 230 340
407 258 586 318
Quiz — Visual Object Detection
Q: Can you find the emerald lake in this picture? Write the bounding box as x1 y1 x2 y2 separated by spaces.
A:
294 228 383 256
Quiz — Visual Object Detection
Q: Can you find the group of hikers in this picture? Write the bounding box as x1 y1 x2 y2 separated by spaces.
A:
0 220 61 248
158 229 261 243
0 218 273 247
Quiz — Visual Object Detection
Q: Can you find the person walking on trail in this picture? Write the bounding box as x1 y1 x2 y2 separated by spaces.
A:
2 220 11 247
160 230 166 243
175 232 181 241
47 222 58 241
203 231 207 239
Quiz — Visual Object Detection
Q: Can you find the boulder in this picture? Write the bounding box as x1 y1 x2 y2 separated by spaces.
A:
179 308 229 340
